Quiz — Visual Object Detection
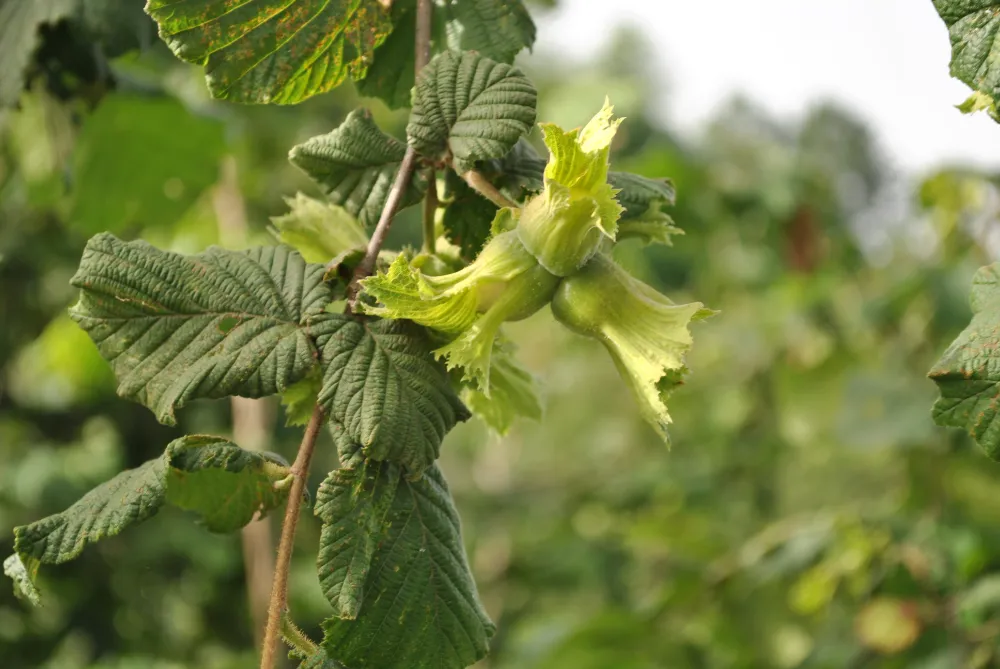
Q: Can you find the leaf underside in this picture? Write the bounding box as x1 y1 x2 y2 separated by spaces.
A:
290 109 427 228
319 456 495 669
6 435 291 603
407 50 537 173
145 0 393 105
932 0 1000 115
929 263 1000 459
69 234 331 425
312 315 470 476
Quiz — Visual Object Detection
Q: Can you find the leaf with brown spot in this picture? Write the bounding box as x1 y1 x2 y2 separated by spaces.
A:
145 0 392 105
929 263 1000 459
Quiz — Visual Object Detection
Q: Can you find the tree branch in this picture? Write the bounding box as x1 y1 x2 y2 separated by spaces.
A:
345 0 434 310
462 169 518 209
422 167 438 253
259 405 325 669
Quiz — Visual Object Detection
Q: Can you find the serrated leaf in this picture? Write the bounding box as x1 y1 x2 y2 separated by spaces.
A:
957 90 1000 122
315 455 398 619
928 263 1000 459
0 0 77 107
290 109 427 228
478 137 546 196
933 1 1000 106
407 50 537 173
5 435 292 603
271 193 369 264
460 338 541 435
312 315 469 475
299 650 343 669
441 170 497 260
320 461 495 669
165 435 293 532
440 0 536 63
69 234 332 425
145 0 392 105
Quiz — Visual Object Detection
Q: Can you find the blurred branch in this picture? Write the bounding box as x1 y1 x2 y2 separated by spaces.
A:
462 169 517 209
213 155 277 652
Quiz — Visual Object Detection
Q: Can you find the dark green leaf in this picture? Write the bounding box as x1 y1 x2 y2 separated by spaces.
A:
407 51 537 173
439 0 536 63
320 461 494 669
441 170 497 259
70 234 332 425
929 263 1000 459
478 137 546 196
315 449 398 618
312 315 470 475
145 0 392 105
0 0 77 107
933 1 1000 109
354 0 417 109
290 109 427 228
5 435 290 603
609 171 676 219
71 94 227 234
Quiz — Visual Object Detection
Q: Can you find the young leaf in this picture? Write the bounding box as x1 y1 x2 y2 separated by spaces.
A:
928 263 1000 459
290 109 427 228
407 51 537 173
439 0 536 63
145 0 392 105
5 435 292 603
69 234 331 425
271 193 369 264
0 0 76 107
315 454 398 619
312 315 470 476
441 170 498 260
932 1 1000 117
320 461 495 669
460 339 542 435
609 171 682 246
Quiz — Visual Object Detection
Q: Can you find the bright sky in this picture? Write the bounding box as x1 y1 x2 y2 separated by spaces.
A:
536 0 999 175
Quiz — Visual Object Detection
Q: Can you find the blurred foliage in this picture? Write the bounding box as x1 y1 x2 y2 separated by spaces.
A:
2 15 1000 669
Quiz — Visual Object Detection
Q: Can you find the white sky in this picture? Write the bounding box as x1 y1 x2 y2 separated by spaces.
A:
536 0 999 175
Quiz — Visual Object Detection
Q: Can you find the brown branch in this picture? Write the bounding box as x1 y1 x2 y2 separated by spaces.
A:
344 0 435 311
259 405 325 669
462 169 518 209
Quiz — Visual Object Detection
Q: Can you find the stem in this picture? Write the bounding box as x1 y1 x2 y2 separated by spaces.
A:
345 0 434 311
259 405 325 669
422 167 438 253
462 169 518 209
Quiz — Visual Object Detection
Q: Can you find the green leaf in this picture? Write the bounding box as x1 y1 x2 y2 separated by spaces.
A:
441 170 498 260
933 1 1000 105
271 193 369 264
3 554 41 606
439 0 536 63
0 0 76 107
145 0 392 105
164 435 293 532
460 338 542 435
290 109 427 228
407 50 537 173
69 234 332 425
354 0 418 109
299 650 343 669
928 263 1000 459
609 171 682 246
320 461 495 669
956 90 1000 122
312 315 470 476
315 452 398 619
5 435 289 603
71 94 227 235
478 137 546 197
281 366 324 427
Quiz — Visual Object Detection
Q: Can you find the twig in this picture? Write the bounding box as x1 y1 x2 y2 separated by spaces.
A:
344 0 434 310
462 169 518 209
259 405 325 669
422 167 438 253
